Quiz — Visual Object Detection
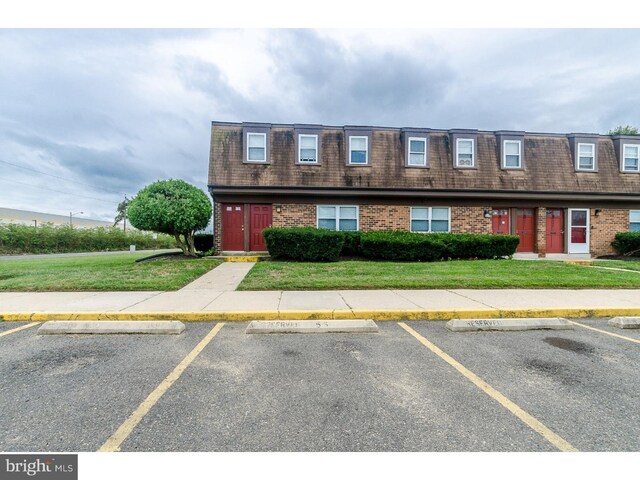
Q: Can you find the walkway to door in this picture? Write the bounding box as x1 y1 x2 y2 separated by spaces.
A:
179 262 256 291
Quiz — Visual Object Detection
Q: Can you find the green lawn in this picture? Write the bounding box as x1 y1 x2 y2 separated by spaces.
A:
593 260 640 272
0 253 222 291
237 259 640 290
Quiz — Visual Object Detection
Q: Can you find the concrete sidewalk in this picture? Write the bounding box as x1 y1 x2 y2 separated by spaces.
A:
2 288 640 321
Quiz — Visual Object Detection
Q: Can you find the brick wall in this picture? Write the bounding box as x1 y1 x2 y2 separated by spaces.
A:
272 203 493 234
213 201 223 254
450 206 492 234
272 204 316 228
360 205 410 230
590 208 629 257
215 201 631 256
536 208 547 256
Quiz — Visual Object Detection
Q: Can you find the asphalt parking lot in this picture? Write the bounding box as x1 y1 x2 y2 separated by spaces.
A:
0 318 638 452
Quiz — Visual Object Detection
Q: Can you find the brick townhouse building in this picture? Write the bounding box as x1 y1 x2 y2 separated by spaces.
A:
208 121 640 257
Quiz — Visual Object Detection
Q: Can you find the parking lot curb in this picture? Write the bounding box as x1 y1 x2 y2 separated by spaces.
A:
37 320 186 335
3 307 640 322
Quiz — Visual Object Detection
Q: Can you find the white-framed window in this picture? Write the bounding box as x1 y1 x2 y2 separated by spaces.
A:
623 144 640 172
410 207 451 233
349 136 368 165
408 137 427 166
503 140 521 168
456 138 474 167
298 134 318 163
246 133 267 162
577 143 595 171
317 205 359 231
631 210 640 232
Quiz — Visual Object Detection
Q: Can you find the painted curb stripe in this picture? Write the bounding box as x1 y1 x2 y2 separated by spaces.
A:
0 322 40 337
3 307 640 322
398 322 578 452
567 320 640 345
98 322 225 452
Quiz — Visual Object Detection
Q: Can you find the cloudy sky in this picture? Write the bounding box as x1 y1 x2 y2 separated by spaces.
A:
1 28 639 222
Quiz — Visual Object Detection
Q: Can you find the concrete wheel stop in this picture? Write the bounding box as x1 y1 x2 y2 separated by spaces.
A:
445 317 574 332
37 320 186 335
608 317 640 329
246 319 378 334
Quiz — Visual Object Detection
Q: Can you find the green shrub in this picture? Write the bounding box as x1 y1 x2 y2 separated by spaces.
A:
340 231 363 256
0 224 175 255
432 233 520 259
263 227 344 262
193 233 214 253
360 230 448 261
360 231 519 261
612 232 640 256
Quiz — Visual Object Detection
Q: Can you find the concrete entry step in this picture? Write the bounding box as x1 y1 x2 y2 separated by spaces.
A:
445 318 574 332
37 320 186 335
608 317 640 329
246 319 378 334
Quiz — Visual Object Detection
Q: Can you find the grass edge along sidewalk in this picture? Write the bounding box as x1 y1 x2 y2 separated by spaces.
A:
237 259 640 290
0 253 222 292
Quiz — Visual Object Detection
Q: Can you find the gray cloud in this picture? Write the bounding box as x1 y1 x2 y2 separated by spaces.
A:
1 28 640 222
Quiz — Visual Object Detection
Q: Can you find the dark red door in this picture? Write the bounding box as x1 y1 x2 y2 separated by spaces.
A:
546 209 564 254
222 204 244 251
516 208 535 252
249 204 272 251
492 208 510 235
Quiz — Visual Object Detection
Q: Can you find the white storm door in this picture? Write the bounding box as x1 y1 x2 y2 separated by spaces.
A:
568 208 590 254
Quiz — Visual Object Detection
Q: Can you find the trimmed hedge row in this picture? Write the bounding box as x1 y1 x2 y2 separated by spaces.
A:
0 223 175 255
262 227 519 262
360 231 519 261
612 232 640 256
263 227 345 261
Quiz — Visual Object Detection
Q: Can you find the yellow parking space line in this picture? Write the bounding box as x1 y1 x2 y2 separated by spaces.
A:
567 320 640 345
98 322 225 452
0 322 40 338
398 322 578 452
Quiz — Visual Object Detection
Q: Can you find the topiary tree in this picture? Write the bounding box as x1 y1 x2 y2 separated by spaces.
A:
609 125 639 135
128 179 212 257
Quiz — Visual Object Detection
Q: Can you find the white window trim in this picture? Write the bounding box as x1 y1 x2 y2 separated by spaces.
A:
622 144 640 172
316 205 360 231
502 140 522 169
297 134 318 164
246 132 267 163
410 207 451 233
348 136 369 165
455 138 475 168
407 137 427 166
576 142 596 171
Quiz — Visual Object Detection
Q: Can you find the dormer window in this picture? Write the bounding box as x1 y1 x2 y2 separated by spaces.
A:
408 137 427 166
349 136 368 165
577 143 595 171
298 134 318 163
503 140 521 169
456 138 475 167
246 132 267 162
623 144 640 172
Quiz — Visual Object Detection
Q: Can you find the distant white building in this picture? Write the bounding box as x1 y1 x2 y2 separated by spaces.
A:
0 207 123 229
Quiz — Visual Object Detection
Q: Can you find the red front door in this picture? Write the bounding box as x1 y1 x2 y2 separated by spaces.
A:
516 208 535 252
222 204 244 251
546 209 564 254
249 204 272 251
492 208 510 235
